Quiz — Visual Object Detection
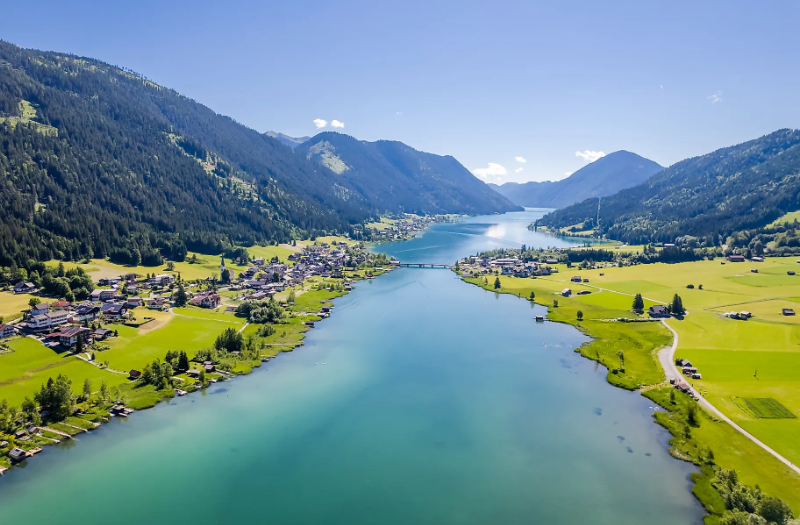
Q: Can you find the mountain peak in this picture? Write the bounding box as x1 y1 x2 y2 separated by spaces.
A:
492 150 662 208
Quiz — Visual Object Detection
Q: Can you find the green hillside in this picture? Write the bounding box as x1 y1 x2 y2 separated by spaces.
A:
298 132 521 215
537 130 800 243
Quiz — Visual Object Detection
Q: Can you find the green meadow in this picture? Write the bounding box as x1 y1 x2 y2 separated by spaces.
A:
470 255 800 510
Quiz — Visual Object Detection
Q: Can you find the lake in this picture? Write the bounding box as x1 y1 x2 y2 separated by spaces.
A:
0 209 703 524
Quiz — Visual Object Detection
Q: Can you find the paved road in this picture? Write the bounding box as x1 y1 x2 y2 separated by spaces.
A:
658 319 800 476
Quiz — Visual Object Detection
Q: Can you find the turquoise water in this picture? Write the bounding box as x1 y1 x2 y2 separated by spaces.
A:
0 210 703 524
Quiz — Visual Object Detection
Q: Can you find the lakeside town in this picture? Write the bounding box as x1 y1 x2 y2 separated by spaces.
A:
0 231 428 475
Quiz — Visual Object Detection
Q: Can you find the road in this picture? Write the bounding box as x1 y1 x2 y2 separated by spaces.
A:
658 319 800 476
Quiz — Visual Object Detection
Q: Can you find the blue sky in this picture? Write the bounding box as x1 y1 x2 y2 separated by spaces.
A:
3 0 799 183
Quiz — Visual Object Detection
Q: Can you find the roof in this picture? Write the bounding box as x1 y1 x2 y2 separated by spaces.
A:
59 326 89 337
649 305 668 313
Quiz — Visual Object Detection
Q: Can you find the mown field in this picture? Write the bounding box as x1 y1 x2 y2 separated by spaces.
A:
478 255 800 509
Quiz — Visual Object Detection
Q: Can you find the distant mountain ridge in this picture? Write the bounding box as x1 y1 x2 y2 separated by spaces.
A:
537 129 800 243
265 131 310 149
297 132 521 215
490 151 663 208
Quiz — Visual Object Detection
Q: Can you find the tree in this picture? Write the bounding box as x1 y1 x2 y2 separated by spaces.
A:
174 283 188 307
617 350 625 370
29 297 41 308
577 310 583 321
632 293 645 312
215 327 244 353
287 289 296 304
670 389 676 404
199 368 206 385
671 294 685 316
553 299 559 308
687 402 699 427
529 291 535 301
220 268 231 284
35 374 75 421
82 378 92 400
100 381 109 401
166 261 175 271
494 277 501 289
177 351 190 371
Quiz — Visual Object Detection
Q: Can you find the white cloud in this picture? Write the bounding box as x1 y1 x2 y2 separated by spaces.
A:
515 156 527 163
396 111 403 115
660 85 663 89
313 119 327 129
575 150 606 163
708 91 722 104
331 120 345 128
515 167 524 173
472 162 507 182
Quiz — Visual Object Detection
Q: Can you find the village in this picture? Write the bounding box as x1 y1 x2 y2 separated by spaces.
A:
0 239 398 474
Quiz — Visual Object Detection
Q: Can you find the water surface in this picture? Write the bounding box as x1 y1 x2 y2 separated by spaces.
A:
0 209 702 524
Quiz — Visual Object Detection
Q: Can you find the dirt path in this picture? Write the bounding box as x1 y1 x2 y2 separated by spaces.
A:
658 319 800 476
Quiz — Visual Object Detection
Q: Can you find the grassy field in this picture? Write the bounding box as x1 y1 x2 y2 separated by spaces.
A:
0 337 129 406
365 217 398 230
469 256 800 511
769 210 800 227
0 292 36 321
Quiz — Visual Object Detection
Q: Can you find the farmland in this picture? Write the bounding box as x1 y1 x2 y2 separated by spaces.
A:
464 254 800 511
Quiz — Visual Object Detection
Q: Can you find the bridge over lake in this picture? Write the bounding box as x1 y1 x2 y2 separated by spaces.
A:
395 262 452 269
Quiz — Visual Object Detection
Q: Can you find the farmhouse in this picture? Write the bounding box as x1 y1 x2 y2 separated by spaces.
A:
91 289 116 301
0 323 15 338
71 305 100 323
726 255 745 262
648 305 669 318
14 281 36 294
570 276 582 283
93 328 113 341
561 288 571 297
101 303 127 319
57 327 91 348
783 308 796 316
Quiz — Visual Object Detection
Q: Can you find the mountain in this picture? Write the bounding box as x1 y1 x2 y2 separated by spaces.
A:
0 41 515 268
297 132 521 215
537 129 800 244
265 131 310 149
491 151 663 208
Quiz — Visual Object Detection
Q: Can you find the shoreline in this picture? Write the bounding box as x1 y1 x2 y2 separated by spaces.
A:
457 271 800 523
0 265 394 478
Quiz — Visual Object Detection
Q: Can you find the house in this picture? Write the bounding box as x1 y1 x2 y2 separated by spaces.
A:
187 369 200 378
71 305 100 323
201 294 221 309
739 311 752 319
101 303 127 319
752 256 764 262
789 271 796 276
8 448 28 463
561 288 571 297
152 274 175 286
783 308 796 316
304 321 316 328
570 276 582 283
148 297 166 310
129 369 142 380
14 282 36 294
51 300 71 310
727 255 745 262
58 327 91 348
91 289 116 301
204 364 215 373
126 297 144 308
0 323 15 339
27 310 70 331
30 302 50 317
679 359 693 367
93 328 113 341
648 305 670 318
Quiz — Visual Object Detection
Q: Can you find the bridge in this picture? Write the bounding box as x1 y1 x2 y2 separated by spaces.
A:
395 262 453 269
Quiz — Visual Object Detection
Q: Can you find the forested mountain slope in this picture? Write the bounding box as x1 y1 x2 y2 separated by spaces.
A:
490 151 662 208
0 41 375 267
537 130 800 244
297 132 520 215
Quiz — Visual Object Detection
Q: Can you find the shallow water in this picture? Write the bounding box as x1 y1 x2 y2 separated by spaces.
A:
0 209 703 524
